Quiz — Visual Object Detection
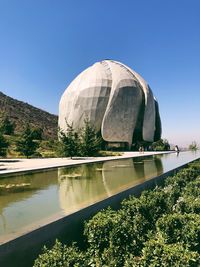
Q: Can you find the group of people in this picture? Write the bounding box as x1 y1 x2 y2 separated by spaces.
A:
138 144 180 153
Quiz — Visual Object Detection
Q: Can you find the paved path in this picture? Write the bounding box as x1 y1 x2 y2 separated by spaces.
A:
0 151 172 176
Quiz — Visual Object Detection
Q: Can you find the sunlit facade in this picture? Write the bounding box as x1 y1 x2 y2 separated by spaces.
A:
59 60 161 148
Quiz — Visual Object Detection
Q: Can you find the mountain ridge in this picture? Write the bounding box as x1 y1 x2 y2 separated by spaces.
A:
0 91 58 139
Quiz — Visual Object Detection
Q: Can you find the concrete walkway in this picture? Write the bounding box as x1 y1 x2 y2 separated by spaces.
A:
0 151 172 176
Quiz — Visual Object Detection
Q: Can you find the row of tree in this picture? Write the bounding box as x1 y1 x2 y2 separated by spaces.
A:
0 116 199 157
0 117 103 158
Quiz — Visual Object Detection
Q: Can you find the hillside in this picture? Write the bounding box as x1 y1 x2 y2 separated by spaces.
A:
0 91 58 139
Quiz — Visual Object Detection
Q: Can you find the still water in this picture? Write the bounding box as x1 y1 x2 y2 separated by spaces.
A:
0 151 199 240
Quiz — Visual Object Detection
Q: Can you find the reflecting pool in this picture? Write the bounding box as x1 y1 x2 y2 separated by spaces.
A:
0 151 199 241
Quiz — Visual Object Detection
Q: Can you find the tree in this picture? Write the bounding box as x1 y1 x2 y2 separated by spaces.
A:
16 124 38 158
189 141 198 151
31 127 43 140
58 119 102 158
152 138 170 151
80 118 102 157
59 123 80 158
0 116 15 135
0 132 9 157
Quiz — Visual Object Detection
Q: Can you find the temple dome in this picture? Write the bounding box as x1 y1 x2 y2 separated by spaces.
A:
59 60 161 148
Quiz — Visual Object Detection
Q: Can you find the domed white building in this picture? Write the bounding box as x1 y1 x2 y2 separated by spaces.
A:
59 60 161 149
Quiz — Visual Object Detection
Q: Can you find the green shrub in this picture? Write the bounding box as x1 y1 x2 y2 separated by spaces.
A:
107 210 148 258
162 184 182 211
181 177 200 198
0 132 8 157
84 208 121 266
0 116 15 135
122 189 170 229
165 168 200 188
85 208 148 266
84 208 120 253
140 189 169 224
173 195 200 214
121 196 153 235
156 213 200 252
33 240 86 267
134 239 200 267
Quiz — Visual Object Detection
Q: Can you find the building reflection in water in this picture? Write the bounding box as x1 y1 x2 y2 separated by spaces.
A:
58 156 163 214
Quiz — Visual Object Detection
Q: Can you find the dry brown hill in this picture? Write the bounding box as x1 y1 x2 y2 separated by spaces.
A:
0 91 58 139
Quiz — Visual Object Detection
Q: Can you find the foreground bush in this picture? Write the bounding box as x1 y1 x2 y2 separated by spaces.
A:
85 209 149 266
34 240 87 267
173 195 200 214
156 213 200 252
127 240 200 267
34 160 200 267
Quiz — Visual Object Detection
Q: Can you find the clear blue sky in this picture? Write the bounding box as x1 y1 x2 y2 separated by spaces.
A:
0 0 199 146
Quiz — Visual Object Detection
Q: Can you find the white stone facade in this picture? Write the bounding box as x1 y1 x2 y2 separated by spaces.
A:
59 60 161 147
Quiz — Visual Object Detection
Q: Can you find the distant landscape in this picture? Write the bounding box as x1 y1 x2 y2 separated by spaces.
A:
0 91 58 157
0 91 58 139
